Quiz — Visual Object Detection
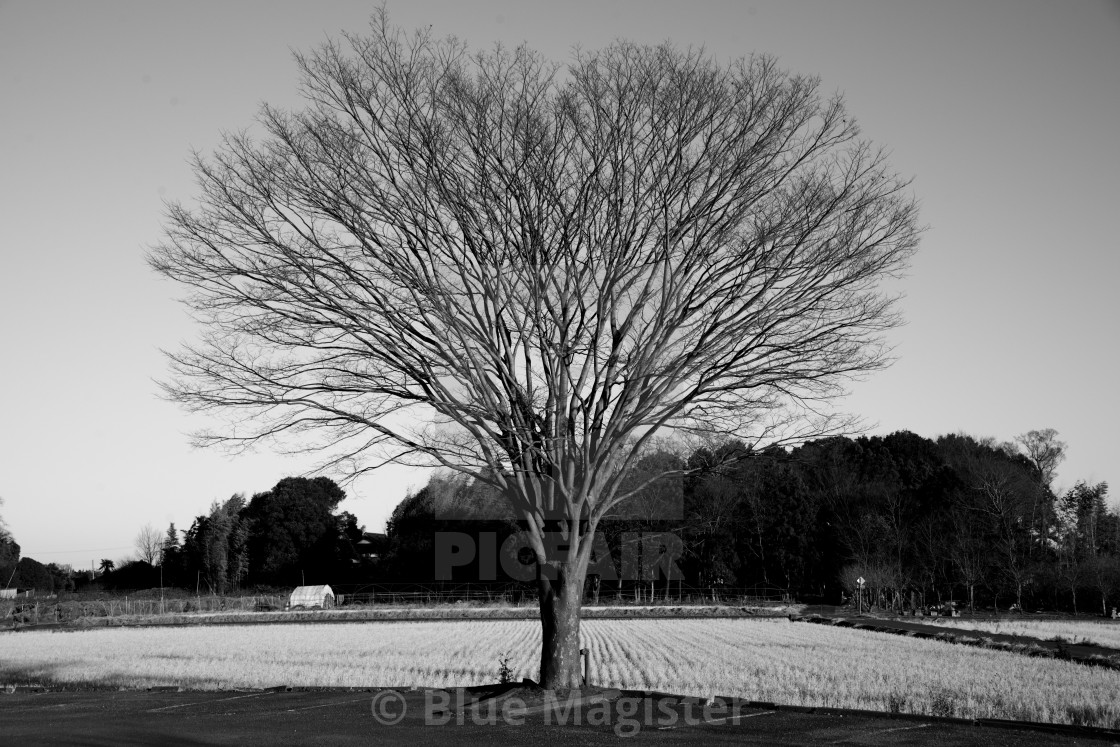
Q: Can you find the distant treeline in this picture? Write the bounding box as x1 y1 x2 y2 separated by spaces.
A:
156 476 367 592
376 431 1118 614
0 477 371 596
4 431 1115 614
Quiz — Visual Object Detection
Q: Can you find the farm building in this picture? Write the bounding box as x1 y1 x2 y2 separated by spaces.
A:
288 585 335 609
355 532 388 560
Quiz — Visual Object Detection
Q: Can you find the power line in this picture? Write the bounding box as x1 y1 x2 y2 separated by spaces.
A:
19 546 133 555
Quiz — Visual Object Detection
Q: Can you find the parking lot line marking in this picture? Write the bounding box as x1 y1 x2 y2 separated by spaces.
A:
284 696 371 712
147 692 267 712
657 709 777 730
829 722 932 743
4 701 81 711
707 709 779 726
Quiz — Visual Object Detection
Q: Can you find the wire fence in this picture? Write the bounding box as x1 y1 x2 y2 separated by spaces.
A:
330 582 794 606
3 583 796 625
2 594 287 625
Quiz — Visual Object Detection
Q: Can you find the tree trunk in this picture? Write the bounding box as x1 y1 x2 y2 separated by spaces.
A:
537 561 588 690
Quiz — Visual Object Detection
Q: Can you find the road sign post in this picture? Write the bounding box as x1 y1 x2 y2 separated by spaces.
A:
856 576 865 616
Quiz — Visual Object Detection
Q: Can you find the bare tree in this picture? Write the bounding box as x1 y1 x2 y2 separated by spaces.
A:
135 523 163 566
946 439 1036 610
1084 554 1120 617
1015 428 1066 490
1015 428 1067 554
150 13 921 688
0 496 11 544
949 521 986 614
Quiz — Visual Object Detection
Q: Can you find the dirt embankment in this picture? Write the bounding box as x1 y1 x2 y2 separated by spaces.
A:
792 614 1120 671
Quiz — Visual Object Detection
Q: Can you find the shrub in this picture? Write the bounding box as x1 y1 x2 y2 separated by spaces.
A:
1066 703 1116 728
928 687 957 718
497 652 514 685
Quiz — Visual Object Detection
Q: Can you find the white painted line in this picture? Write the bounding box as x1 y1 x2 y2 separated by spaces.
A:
5 702 79 711
284 696 371 712
708 709 779 726
506 693 612 717
147 692 267 712
829 722 932 743
657 709 777 730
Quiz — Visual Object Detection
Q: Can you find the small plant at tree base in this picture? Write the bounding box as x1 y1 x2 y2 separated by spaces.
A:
497 652 514 685
929 688 957 718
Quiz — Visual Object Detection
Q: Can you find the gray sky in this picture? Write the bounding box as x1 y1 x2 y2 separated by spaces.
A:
2 0 1117 571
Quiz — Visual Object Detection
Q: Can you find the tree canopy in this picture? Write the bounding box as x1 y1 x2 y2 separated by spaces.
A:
244 477 347 584
151 12 921 687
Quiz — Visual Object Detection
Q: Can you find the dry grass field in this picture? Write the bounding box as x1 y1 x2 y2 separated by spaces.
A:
3 618 1119 727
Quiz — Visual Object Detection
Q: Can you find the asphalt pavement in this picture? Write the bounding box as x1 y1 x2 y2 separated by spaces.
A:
2 688 1117 746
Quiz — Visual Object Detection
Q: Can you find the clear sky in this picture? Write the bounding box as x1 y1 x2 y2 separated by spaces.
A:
1 1 1117 572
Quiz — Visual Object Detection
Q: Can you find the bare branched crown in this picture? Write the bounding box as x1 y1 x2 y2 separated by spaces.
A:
150 11 921 533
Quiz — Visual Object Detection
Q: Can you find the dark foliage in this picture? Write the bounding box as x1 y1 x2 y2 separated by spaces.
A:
378 431 1117 613
243 477 349 586
97 560 161 591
